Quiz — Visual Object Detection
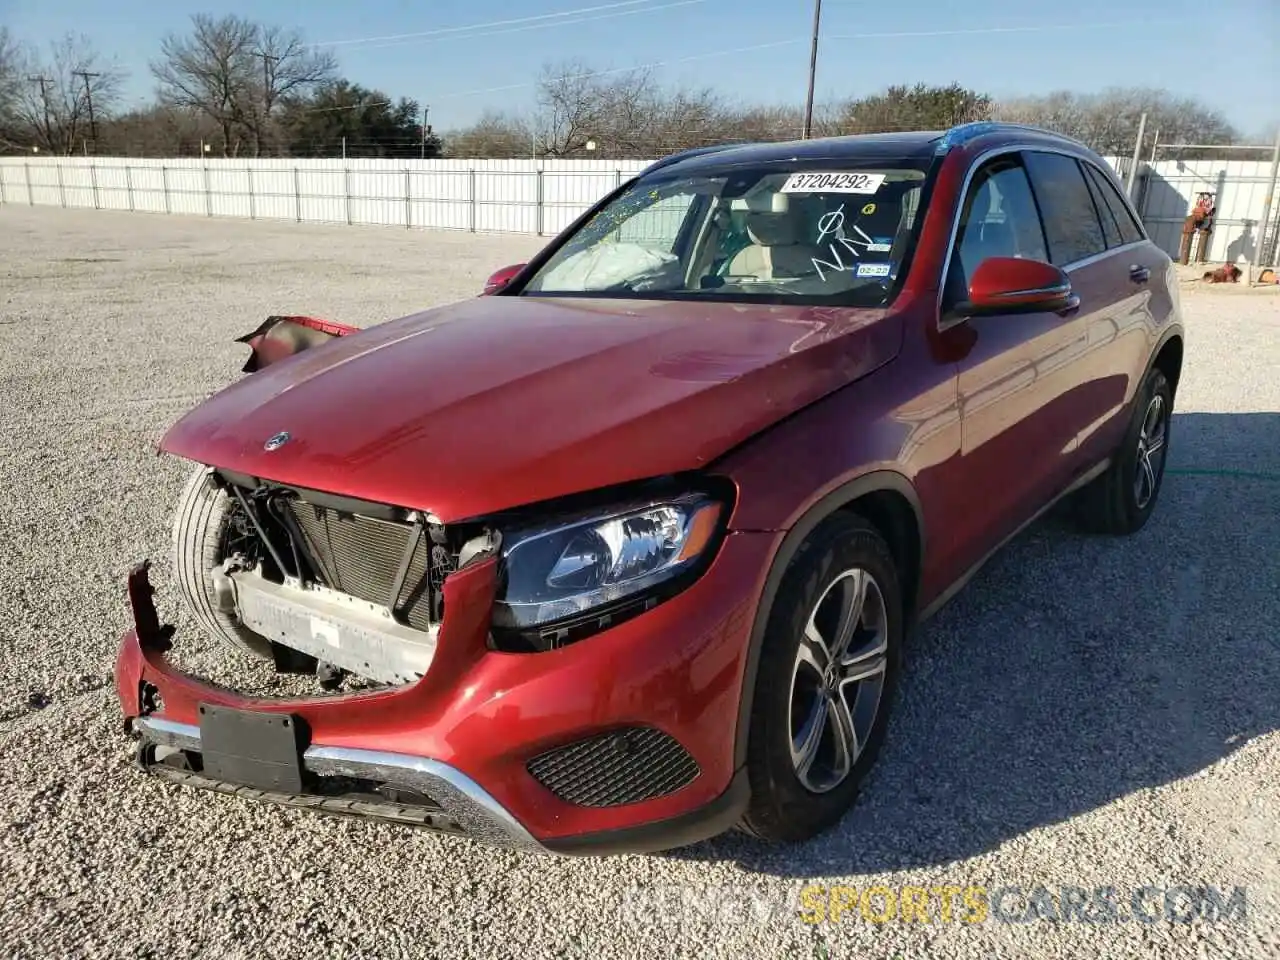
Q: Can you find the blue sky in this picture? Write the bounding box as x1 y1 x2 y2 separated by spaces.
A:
5 0 1277 136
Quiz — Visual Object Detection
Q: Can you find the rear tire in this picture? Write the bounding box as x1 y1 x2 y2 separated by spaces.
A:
739 513 903 843
1073 366 1173 536
172 464 275 659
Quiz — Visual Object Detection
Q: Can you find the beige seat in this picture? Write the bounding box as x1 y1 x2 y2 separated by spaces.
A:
726 196 823 281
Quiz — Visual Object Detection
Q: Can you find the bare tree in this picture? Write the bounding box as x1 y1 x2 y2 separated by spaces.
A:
151 14 335 157
97 103 223 158
244 24 337 156
537 59 641 157
151 14 257 156
531 60 739 158
9 34 123 154
994 87 1239 155
443 111 534 159
0 27 20 121
0 28 22 151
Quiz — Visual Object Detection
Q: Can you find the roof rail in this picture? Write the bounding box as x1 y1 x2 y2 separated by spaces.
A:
639 142 753 176
934 121 1080 155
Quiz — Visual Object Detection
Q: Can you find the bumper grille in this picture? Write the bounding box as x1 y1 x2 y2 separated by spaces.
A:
285 500 454 631
527 727 699 807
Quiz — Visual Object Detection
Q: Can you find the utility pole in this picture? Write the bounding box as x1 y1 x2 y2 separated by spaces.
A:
253 51 280 157
421 104 431 159
802 0 823 139
72 70 101 144
27 76 52 146
1257 126 1280 268
1125 111 1148 200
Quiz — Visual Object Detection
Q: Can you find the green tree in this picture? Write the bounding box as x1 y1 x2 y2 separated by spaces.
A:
832 82 993 134
281 80 436 158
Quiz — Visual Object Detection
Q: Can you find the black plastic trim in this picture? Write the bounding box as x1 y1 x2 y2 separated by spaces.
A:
539 767 750 855
731 470 925 769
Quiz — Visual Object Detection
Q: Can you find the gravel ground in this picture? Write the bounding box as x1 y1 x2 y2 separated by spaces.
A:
1 206 1277 960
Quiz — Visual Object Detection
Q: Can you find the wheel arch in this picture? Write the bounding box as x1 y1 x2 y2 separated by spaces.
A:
732 470 925 769
1151 328 1184 397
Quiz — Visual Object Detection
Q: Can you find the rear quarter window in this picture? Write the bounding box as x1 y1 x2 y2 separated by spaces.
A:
1022 151 1108 266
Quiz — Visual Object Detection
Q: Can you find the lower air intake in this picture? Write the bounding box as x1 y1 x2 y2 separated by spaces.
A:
526 727 699 807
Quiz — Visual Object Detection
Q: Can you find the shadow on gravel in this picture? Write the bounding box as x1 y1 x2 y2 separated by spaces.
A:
669 412 1280 877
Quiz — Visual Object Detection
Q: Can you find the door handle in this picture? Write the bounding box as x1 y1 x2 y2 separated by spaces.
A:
1129 264 1150 284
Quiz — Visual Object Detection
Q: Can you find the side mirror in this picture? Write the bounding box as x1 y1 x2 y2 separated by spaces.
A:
958 256 1079 317
482 263 527 296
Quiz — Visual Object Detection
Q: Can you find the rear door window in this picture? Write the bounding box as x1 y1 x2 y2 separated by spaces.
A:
1083 169 1124 248
1022 151 1108 266
1082 163 1145 246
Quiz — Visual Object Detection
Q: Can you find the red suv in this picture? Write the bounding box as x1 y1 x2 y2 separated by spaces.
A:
115 123 1183 854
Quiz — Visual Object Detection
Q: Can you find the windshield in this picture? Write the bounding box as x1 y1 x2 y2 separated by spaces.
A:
520 160 932 306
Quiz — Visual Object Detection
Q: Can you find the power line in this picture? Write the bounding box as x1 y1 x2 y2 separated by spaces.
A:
339 0 707 53
440 38 807 100
312 0 688 47
825 21 1150 41
432 19 1157 101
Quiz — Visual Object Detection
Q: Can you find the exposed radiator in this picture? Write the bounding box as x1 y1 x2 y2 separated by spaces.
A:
284 500 454 632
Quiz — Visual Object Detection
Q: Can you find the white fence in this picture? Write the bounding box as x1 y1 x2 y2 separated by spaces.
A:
0 154 1275 263
0 156 652 237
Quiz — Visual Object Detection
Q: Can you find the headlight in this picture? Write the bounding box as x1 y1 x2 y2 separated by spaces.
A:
492 492 725 644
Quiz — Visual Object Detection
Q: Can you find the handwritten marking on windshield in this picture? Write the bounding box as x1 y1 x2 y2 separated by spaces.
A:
812 204 882 282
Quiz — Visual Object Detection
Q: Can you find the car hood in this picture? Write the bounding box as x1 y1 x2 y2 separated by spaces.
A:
161 296 900 521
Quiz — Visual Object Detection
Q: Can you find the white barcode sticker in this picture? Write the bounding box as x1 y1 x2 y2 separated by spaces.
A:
311 617 342 649
781 172 886 194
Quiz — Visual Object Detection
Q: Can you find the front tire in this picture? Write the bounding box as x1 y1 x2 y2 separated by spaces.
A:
172 465 275 659
1074 366 1173 535
739 513 903 843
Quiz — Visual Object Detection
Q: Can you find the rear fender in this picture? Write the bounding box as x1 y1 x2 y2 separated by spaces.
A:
236 315 359 373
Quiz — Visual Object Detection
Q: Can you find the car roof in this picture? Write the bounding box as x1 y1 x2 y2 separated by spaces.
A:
641 123 1089 178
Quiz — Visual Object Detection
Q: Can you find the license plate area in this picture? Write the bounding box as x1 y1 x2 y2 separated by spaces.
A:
198 704 308 793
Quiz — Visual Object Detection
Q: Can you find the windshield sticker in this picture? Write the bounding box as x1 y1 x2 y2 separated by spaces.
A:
781 172 886 194
856 262 891 278
866 242 892 252
861 202 877 215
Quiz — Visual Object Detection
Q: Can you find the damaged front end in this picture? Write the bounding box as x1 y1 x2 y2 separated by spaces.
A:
117 557 541 849
207 468 501 687
115 314 534 846
110 312 754 853
235 314 359 373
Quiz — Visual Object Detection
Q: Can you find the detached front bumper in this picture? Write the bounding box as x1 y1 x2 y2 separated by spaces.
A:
114 532 775 855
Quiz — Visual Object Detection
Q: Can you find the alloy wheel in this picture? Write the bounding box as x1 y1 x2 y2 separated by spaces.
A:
1134 393 1168 510
788 568 889 794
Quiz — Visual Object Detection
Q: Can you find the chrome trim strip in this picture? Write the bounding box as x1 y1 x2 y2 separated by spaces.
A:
989 282 1072 299
305 745 541 849
135 717 201 751
133 719 542 850
1059 239 1147 274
